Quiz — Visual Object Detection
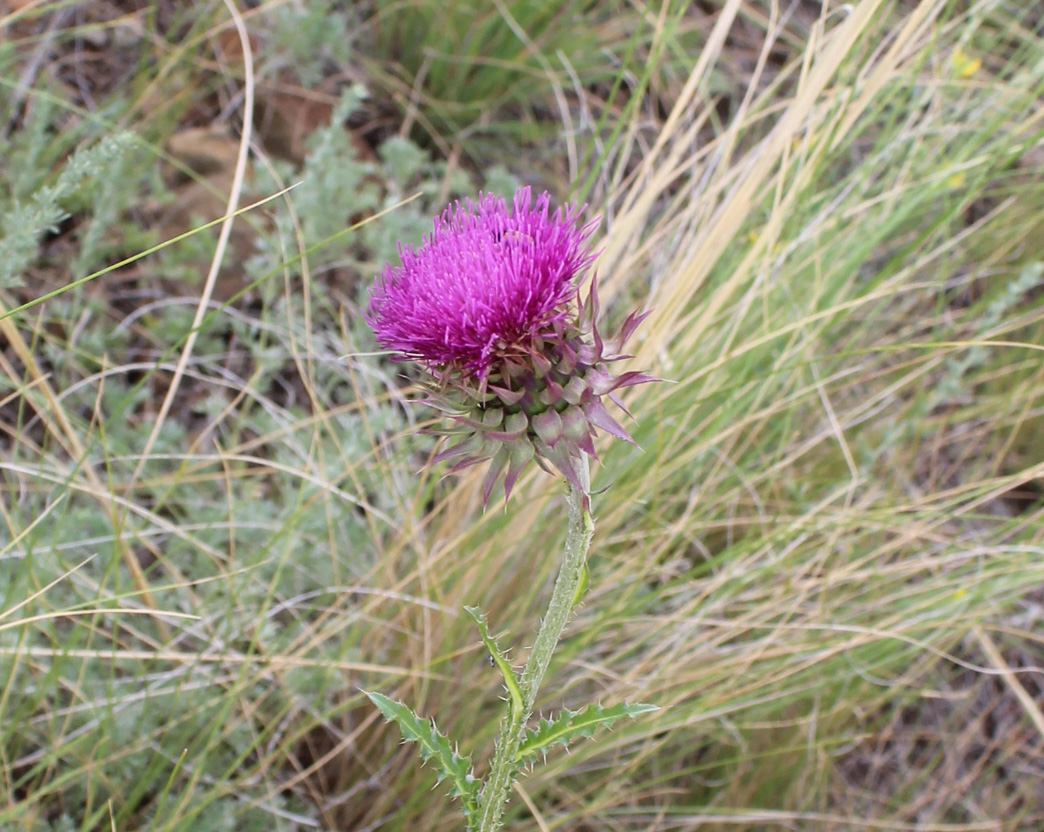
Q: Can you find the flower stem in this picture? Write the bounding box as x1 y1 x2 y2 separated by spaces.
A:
476 456 594 831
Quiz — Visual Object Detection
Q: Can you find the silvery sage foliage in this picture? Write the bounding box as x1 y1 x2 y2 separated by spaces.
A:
364 187 657 831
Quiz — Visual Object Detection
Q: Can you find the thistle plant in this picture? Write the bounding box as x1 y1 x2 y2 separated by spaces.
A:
364 187 658 831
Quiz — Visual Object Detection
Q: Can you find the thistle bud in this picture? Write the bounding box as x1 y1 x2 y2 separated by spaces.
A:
366 187 656 505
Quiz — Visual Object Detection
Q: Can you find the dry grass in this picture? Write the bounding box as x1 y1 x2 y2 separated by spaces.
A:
0 0 1042 830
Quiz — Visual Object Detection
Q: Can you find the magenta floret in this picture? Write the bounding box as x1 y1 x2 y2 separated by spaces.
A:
367 187 599 378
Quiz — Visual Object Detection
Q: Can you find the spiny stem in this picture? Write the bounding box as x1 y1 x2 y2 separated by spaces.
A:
476 456 594 831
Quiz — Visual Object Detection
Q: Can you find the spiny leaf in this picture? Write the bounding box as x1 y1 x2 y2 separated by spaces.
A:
517 702 659 764
464 605 524 721
363 690 480 818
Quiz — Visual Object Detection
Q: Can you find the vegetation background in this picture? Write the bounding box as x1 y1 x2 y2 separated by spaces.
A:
1 0 1042 830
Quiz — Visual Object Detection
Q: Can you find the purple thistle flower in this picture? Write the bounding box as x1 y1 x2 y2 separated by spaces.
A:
367 186 656 505
368 188 599 378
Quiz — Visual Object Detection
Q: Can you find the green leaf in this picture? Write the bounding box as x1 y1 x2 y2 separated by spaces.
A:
464 605 524 722
517 702 659 764
363 690 479 819
570 560 590 610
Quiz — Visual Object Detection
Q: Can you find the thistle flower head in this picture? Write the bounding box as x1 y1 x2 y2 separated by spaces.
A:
368 188 598 378
367 186 655 505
